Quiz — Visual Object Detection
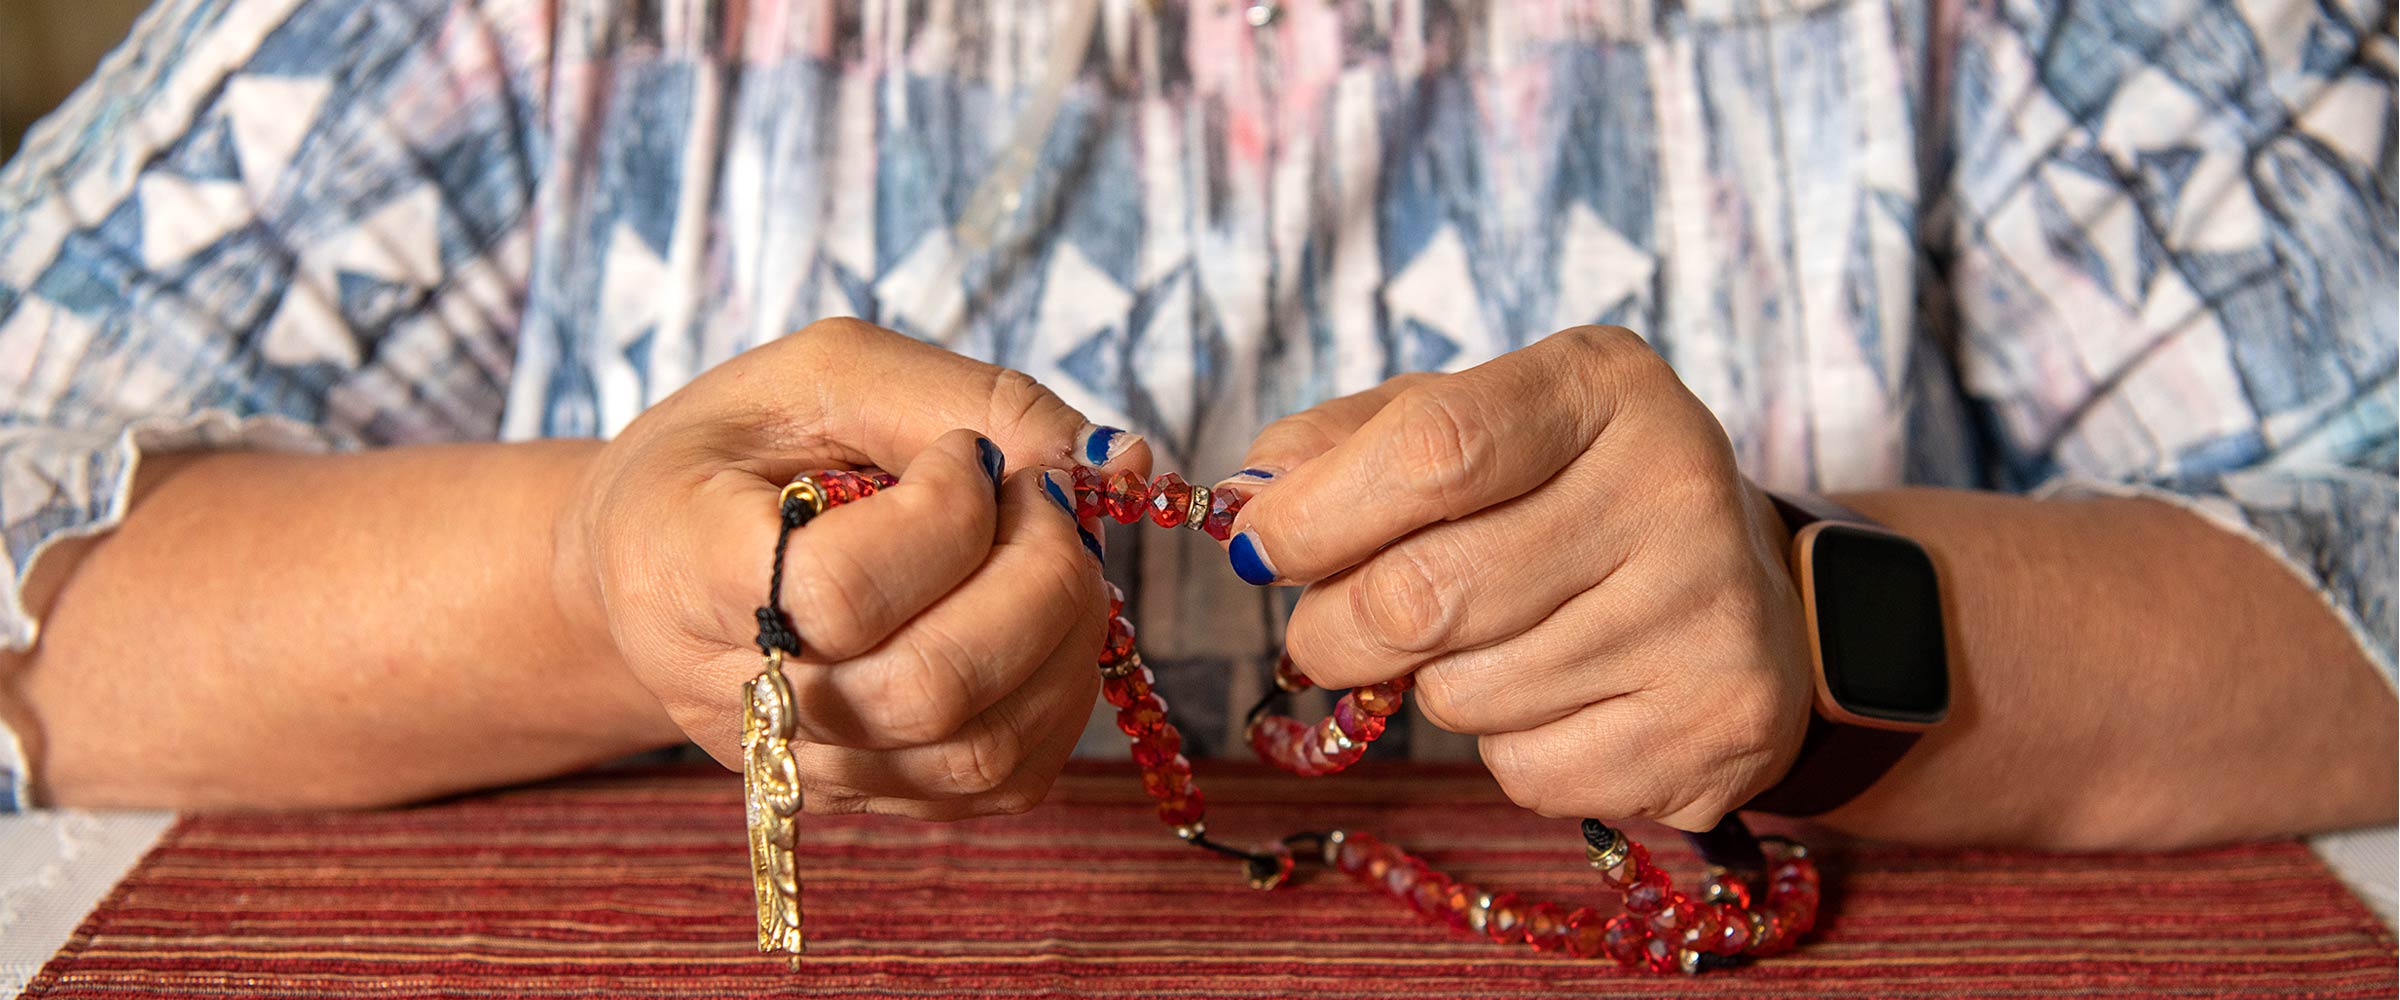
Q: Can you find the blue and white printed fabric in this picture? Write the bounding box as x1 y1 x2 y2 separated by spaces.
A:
0 0 2391 811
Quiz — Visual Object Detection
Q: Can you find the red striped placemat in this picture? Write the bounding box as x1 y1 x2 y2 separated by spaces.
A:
24 762 2396 998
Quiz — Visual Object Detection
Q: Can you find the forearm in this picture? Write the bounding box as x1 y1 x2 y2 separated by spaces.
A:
0 441 681 810
1819 488 2396 849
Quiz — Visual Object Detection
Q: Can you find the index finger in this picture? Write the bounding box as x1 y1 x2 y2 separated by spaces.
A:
1224 328 1642 585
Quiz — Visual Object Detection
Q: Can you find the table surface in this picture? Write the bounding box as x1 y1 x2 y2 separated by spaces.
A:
9 762 2398 999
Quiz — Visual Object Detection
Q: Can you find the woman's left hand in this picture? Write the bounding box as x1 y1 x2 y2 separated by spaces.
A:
1221 326 1814 831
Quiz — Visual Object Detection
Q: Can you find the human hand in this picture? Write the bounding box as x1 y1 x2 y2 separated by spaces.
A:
551 318 1147 819
1220 327 1811 830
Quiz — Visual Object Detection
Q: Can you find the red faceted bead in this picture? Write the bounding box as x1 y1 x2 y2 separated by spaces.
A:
1353 676 1412 717
1706 903 1751 955
1103 470 1147 524
1332 694 1386 742
1102 615 1137 664
1383 857 1427 899
1623 865 1672 914
1140 754 1193 798
1596 841 1651 890
1102 665 1154 708
1749 911 1788 955
819 471 860 504
1523 901 1569 952
1562 907 1607 959
867 471 899 490
1599 913 1648 967
1070 466 1105 518
1105 581 1125 618
1148 473 1193 527
1440 881 1480 932
1361 841 1401 883
1247 716 1309 772
1156 789 1205 827
1198 487 1244 540
1653 893 1718 952
1273 651 1313 692
1131 728 1183 767
1407 871 1452 918
1482 893 1527 944
1701 868 1753 909
1641 934 1679 974
1115 692 1167 737
1333 832 1382 876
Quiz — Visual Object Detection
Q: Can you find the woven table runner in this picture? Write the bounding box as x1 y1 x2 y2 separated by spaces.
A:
23 762 2396 998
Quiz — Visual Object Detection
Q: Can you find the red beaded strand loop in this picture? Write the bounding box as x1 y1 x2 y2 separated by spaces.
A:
816 466 1820 974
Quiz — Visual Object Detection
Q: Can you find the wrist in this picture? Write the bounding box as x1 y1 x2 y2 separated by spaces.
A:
537 439 628 672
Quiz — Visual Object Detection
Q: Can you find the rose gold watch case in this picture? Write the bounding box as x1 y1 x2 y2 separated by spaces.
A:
1790 521 1949 733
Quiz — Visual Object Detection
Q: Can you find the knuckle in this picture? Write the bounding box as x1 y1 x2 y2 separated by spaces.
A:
1409 675 1470 733
780 544 887 660
1350 548 1457 655
1386 389 1493 508
874 629 981 746
1480 740 1552 815
979 367 1068 443
795 315 883 350
983 785 1047 817
937 723 1022 796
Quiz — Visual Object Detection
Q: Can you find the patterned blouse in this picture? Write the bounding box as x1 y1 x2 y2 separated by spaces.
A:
0 0 2391 812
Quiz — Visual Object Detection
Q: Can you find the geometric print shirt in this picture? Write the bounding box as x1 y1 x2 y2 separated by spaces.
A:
0 0 2391 812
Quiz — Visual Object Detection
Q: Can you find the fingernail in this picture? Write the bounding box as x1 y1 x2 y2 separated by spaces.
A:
1215 466 1283 492
1043 470 1107 563
1228 530 1278 586
1039 469 1078 517
1075 425 1141 468
975 436 1005 498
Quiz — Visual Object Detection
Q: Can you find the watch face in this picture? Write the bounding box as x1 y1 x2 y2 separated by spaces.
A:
1807 524 1949 725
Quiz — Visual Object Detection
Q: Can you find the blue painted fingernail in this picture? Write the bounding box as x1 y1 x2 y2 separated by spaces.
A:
1040 470 1078 516
975 436 1005 497
1043 470 1106 563
1075 425 1141 467
1237 467 1280 480
1228 531 1277 586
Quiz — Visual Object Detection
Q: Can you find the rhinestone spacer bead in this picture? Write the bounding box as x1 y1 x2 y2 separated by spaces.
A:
1184 484 1213 528
1174 822 1208 841
1100 651 1144 680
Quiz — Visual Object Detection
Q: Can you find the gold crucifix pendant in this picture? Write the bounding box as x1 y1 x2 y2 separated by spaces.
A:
743 649 806 969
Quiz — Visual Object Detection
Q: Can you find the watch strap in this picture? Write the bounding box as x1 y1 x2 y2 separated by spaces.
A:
1743 714 1921 816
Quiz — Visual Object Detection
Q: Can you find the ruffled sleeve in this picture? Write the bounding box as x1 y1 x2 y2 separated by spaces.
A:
1935 0 2396 680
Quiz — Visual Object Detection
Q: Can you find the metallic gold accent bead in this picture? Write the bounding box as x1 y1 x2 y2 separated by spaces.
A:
1184 484 1213 528
778 477 827 517
1174 822 1207 841
1320 722 1357 754
1322 829 1346 866
1677 948 1703 975
1585 832 1629 872
1469 892 1493 935
1747 910 1771 944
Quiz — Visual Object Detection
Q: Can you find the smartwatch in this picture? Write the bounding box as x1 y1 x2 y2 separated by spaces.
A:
1743 493 1950 817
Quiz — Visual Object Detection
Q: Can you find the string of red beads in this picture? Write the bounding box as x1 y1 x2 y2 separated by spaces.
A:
1324 830 1818 973
809 467 1819 974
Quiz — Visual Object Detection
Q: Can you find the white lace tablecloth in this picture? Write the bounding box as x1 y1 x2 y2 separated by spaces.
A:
0 810 173 997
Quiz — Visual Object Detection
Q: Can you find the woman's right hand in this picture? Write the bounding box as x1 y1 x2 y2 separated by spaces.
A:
549 318 1147 819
